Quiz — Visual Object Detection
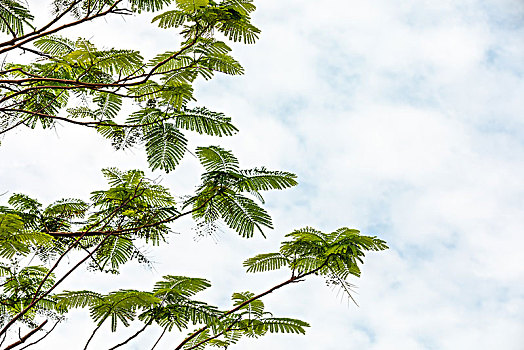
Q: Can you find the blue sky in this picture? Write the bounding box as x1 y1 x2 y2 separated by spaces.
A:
1 0 523 349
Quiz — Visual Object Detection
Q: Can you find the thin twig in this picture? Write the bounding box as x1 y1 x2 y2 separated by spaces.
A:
83 320 105 350
107 321 152 350
18 320 60 350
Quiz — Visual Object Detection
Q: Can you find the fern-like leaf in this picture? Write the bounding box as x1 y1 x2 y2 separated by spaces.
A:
94 92 122 120
196 146 239 173
152 9 188 28
236 168 298 192
259 317 309 334
215 193 272 238
243 253 289 273
173 107 238 136
231 291 264 317
154 275 211 298
54 290 104 312
33 35 75 57
145 123 188 172
0 0 34 37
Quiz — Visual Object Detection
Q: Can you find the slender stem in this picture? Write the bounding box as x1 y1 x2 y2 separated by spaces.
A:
0 116 31 135
86 291 152 350
0 27 204 91
150 328 167 350
0 1 82 49
0 186 218 337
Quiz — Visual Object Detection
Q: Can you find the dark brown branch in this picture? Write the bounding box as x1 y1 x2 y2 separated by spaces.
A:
48 186 222 239
173 279 297 350
0 86 68 135
30 184 146 304
86 292 154 350
18 46 56 60
0 58 197 106
0 88 69 135
0 330 6 348
3 320 48 350
0 115 31 135
48 201 205 238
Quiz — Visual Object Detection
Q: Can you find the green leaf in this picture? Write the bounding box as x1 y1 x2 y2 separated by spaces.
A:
145 123 188 172
173 107 238 137
0 0 34 37
95 235 134 272
260 317 309 334
44 198 88 219
154 276 211 298
182 328 210 350
243 253 289 273
152 9 188 28
175 0 209 12
94 92 122 120
8 193 42 213
34 35 75 57
196 146 239 173
215 193 272 238
231 291 264 317
90 290 159 332
236 168 298 192
55 290 104 312
93 50 144 76
130 0 173 13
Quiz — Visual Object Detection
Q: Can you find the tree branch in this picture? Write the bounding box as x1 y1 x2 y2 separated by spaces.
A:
3 320 48 350
174 261 330 350
0 1 123 55
150 327 167 350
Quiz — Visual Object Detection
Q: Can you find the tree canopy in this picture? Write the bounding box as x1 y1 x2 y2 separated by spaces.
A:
0 0 388 349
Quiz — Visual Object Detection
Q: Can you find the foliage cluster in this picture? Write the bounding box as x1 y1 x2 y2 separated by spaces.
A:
0 0 387 349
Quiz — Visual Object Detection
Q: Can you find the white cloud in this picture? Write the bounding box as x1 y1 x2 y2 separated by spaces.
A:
1 0 523 349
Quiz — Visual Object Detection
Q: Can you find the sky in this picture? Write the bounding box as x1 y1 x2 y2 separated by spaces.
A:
1 0 524 349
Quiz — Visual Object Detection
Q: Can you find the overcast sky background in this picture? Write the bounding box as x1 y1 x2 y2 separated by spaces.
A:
1 0 523 349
